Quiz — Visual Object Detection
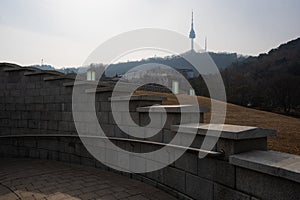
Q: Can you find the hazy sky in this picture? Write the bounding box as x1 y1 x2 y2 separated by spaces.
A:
0 0 300 68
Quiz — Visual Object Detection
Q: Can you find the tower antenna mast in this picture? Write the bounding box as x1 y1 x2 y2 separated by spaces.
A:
189 11 196 51
205 37 207 52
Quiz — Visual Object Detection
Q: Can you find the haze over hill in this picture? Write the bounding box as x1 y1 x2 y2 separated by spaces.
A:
30 51 246 77
28 37 300 117
103 51 246 77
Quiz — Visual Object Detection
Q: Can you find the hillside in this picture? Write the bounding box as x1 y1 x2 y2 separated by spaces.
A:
232 37 300 75
219 38 300 114
135 91 300 155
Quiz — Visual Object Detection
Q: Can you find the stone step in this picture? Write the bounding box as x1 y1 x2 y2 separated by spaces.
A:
136 105 210 113
171 123 276 140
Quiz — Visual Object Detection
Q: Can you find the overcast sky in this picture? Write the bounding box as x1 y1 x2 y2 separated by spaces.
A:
0 0 300 68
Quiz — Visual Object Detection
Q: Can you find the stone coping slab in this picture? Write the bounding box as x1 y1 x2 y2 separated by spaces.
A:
109 94 166 101
230 150 300 183
171 123 276 139
137 105 210 113
24 70 64 76
0 63 21 68
3 67 37 72
64 81 112 87
43 75 76 81
86 87 118 93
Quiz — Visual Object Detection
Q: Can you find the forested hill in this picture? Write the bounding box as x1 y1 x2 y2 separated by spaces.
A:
230 37 300 76
222 37 300 114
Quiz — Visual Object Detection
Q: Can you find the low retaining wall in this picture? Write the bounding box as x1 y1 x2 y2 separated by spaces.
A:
0 63 299 200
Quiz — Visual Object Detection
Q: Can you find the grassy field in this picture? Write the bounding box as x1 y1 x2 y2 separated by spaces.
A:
135 91 300 155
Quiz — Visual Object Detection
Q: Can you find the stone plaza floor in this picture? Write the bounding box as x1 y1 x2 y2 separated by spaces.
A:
0 158 176 200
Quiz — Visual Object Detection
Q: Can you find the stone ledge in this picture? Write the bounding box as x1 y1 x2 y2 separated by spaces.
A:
137 105 210 113
230 150 300 183
85 87 113 93
171 123 276 140
44 75 76 81
64 80 101 87
64 80 115 87
3 67 37 72
0 63 21 68
24 70 64 76
85 87 132 94
109 95 166 102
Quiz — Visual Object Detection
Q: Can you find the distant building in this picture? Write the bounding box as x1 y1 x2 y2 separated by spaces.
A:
87 68 96 81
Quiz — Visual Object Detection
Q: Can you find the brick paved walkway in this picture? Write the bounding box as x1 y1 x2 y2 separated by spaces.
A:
0 158 176 200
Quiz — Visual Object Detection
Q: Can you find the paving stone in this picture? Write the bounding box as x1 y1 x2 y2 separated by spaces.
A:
0 159 175 200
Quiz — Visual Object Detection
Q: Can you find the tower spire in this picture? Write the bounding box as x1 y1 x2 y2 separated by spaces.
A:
189 11 196 51
205 36 207 52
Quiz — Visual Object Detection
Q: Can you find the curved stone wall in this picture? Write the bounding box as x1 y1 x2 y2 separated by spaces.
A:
0 63 299 200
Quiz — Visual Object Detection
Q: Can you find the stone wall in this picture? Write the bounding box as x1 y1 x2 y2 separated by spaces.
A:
0 63 299 200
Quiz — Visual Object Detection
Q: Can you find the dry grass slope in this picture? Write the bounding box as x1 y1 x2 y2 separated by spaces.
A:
135 91 300 155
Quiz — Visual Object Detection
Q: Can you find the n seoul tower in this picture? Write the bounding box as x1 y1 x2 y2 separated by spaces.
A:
189 11 196 51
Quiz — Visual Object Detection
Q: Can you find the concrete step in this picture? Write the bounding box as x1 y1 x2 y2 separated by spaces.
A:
171 123 276 140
